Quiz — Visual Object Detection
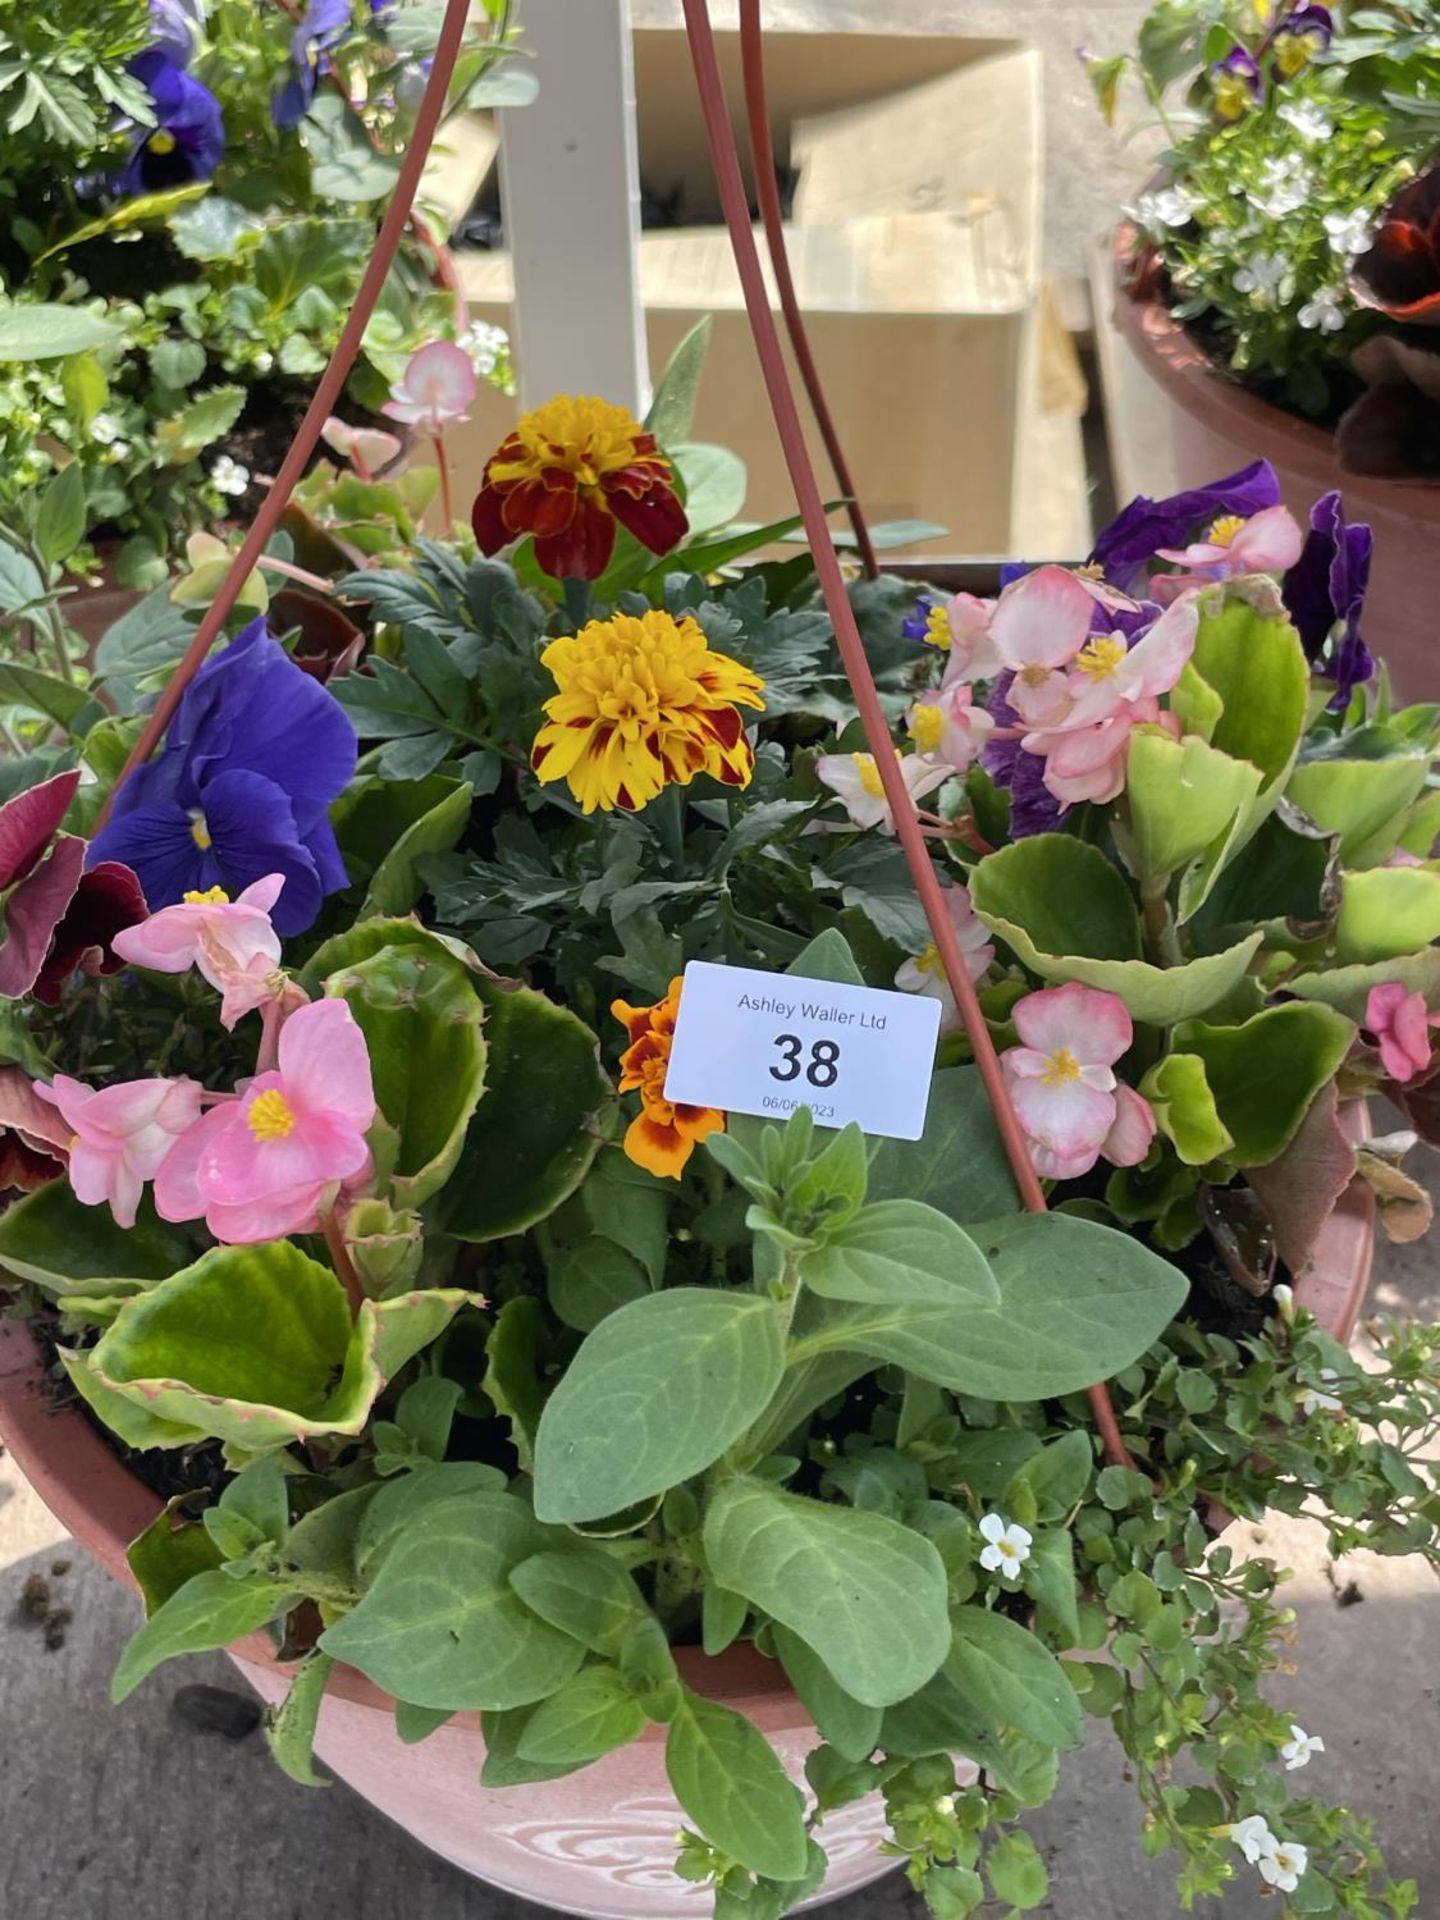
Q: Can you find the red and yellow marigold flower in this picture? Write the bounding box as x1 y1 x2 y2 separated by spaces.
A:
613 978 724 1179
471 394 688 581
531 609 765 815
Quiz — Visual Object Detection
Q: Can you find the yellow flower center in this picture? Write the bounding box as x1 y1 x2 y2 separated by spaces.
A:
490 395 661 494
1212 74 1253 121
532 610 764 815
1042 1047 1083 1086
189 813 212 850
183 885 230 905
148 129 178 156
1018 662 1054 687
1077 561 1107 580
1208 514 1247 546
1276 30 1323 77
998 1539 1019 1558
923 605 952 651
914 940 943 977
854 753 887 799
1075 634 1128 681
247 1089 296 1142
909 703 944 755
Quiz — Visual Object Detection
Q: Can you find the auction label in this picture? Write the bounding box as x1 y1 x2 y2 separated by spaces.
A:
663 960 941 1141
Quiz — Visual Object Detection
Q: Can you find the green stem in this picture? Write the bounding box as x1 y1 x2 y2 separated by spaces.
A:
1140 876 1184 968
653 783 687 873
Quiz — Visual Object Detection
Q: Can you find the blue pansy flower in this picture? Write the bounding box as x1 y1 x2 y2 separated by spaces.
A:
1281 490 1375 708
88 619 356 936
273 0 353 130
148 0 207 67
119 50 225 195
1088 460 1282 592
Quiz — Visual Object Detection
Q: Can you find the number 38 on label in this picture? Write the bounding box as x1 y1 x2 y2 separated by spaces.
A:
768 1034 840 1087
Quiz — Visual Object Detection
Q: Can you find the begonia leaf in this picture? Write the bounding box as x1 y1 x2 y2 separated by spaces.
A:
1172 1004 1355 1166
1335 866 1440 964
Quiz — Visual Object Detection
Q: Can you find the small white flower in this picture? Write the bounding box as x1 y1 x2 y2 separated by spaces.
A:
977 1511 1032 1583
1258 1839 1309 1892
253 349 274 375
460 319 509 377
1272 1282 1295 1323
109 440 130 463
1279 99 1333 144
1229 1815 1277 1865
1301 1366 1344 1416
210 454 250 498
1298 288 1347 333
813 748 952 835
933 1795 956 1818
1324 208 1372 258
1280 1724 1325 1771
90 412 121 445
1135 186 1197 231
1233 251 1287 300
1252 155 1313 219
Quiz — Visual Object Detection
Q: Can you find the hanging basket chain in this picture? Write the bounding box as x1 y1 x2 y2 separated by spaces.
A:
682 0 1134 1469
95 0 479 832
737 0 878 581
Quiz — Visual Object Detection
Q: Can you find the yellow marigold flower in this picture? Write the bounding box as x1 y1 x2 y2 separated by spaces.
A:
531 610 765 815
612 977 725 1179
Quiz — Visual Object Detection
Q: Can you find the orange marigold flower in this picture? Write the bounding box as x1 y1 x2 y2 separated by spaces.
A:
531 609 765 815
471 394 688 581
612 977 724 1180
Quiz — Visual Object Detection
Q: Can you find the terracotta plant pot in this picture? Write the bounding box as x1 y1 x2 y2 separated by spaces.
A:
1111 227 1440 701
0 1163 1374 1918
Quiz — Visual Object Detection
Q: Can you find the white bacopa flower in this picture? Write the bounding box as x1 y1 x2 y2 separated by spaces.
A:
1280 1724 1325 1770
1259 1839 1310 1892
90 413 120 445
1324 208 1373 258
977 1511 1032 1582
461 319 509 377
1228 1814 1276 1865
1272 1282 1296 1323
1298 288 1347 333
109 440 130 463
210 454 250 497
1252 155 1313 219
1301 1366 1344 1416
1134 186 1197 231
933 1795 956 1818
1233 251 1287 300
1279 99 1333 144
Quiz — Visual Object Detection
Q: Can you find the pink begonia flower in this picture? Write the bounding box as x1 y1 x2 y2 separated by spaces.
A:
1364 983 1440 1083
1057 593 1200 728
907 681 994 772
938 593 1003 682
37 1075 205 1230
1152 504 1304 599
814 749 952 834
895 883 994 1030
382 341 477 434
1028 703 1181 807
319 416 404 476
155 997 375 1244
112 875 286 1031
988 565 1096 725
1000 982 1155 1180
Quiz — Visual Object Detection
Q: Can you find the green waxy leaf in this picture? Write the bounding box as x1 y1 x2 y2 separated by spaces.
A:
704 1478 950 1708
666 1689 809 1881
516 1665 647 1766
1173 1004 1356 1166
945 1606 1082 1750
57 1345 207 1451
1287 738 1429 867
508 1551 649 1657
1004 1430 1094 1520
361 781 473 917
0 1182 194 1299
126 1504 224 1615
111 1570 299 1703
1126 730 1264 883
1335 866 1440 965
1140 1052 1234 1165
1190 588 1310 796
266 1650 334 1788
0 304 127 360
798 1199 997 1306
533 1290 786 1524
35 463 87 567
320 1492 586 1710
772 1624 883 1762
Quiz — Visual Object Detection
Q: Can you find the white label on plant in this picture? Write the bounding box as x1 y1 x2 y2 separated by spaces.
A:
663 960 942 1141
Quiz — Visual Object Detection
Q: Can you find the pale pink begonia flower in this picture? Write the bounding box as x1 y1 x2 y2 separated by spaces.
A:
1000 982 1155 1180
814 749 952 835
112 875 286 1031
154 998 375 1244
987 565 1097 725
382 341 477 434
1152 503 1304 598
937 592 1004 682
907 680 994 772
894 883 994 1030
37 1074 205 1229
1364 982 1439 1084
319 416 404 477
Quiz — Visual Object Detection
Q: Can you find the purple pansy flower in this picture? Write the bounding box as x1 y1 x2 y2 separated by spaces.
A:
1089 460 1282 592
1273 6 1332 79
273 0 352 130
1209 44 1263 119
148 0 206 67
118 50 224 195
88 620 356 936
902 595 940 642
1281 491 1375 708
982 671 1066 839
